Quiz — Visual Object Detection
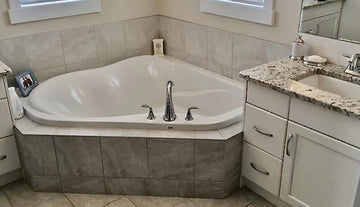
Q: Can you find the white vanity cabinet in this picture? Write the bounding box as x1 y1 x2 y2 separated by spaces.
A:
0 73 21 185
243 81 360 207
281 122 360 207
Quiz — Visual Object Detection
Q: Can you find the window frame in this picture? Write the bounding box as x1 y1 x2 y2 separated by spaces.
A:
200 0 276 26
8 0 102 24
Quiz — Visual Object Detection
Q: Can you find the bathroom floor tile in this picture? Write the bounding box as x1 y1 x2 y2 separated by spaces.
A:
32 194 73 207
1 180 61 207
126 195 185 207
0 180 276 207
0 190 12 207
65 193 121 207
103 196 136 207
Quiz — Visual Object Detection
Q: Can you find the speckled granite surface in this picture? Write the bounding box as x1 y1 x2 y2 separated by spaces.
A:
239 58 360 119
302 0 342 9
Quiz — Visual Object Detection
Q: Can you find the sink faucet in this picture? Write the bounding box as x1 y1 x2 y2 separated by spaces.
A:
345 54 360 76
163 81 176 122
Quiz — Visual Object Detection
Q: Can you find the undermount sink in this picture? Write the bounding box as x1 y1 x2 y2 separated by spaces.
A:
297 74 360 100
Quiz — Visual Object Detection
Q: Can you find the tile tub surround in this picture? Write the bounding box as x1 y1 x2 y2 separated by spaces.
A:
14 117 243 198
159 16 291 81
239 58 360 120
0 15 159 86
0 15 290 87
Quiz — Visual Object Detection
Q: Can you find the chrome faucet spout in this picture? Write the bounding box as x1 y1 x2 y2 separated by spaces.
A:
163 81 176 122
345 54 360 77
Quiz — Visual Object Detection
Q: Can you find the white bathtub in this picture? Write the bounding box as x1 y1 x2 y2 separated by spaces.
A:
21 56 244 130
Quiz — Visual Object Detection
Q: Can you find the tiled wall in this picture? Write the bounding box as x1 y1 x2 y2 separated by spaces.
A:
0 16 159 86
302 33 360 66
0 15 292 86
159 16 291 82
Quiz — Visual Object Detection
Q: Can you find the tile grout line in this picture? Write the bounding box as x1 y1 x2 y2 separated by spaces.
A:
63 193 76 207
98 137 107 193
124 195 140 207
0 186 15 207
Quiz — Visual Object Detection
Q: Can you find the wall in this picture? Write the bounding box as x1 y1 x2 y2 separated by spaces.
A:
0 0 158 39
157 0 304 45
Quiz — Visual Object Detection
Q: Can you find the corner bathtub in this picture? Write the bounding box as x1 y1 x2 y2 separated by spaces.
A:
21 56 244 130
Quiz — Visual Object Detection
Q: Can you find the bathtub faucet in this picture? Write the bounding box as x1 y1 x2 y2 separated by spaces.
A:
163 81 176 122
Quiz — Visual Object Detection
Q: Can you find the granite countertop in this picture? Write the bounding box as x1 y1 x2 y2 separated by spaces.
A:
302 0 342 9
239 58 360 120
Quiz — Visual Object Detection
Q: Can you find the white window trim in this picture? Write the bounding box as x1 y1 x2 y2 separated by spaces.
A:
200 0 275 26
8 0 102 24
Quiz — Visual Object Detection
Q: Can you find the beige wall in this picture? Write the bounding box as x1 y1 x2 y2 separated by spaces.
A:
157 0 303 45
0 0 158 39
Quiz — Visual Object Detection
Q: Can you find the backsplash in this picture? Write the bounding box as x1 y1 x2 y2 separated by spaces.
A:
302 33 360 66
0 15 291 86
159 16 291 81
0 16 159 86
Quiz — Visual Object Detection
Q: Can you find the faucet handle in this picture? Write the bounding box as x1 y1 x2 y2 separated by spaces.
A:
141 104 156 120
185 106 199 121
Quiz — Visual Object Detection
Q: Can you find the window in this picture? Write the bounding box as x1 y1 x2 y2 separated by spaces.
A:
200 0 275 26
8 0 102 24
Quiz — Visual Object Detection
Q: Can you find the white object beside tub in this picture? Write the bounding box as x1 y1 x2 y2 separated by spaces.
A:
8 87 23 120
21 56 245 130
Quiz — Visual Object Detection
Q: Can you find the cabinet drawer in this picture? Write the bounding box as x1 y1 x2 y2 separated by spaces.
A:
0 77 6 99
0 136 20 175
247 82 290 118
0 99 13 138
242 142 282 196
244 103 287 159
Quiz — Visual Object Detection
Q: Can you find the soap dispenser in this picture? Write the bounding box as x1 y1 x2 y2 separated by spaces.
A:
290 35 306 60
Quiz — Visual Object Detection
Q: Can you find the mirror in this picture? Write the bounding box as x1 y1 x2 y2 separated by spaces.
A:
299 0 360 43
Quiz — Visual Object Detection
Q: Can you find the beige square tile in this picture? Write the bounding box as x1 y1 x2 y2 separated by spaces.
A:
98 55 126 67
190 190 252 207
0 37 28 74
185 55 207 68
0 190 12 207
33 194 72 207
232 34 268 71
125 16 159 50
66 59 99 73
126 48 152 58
23 31 65 71
61 26 97 65
126 195 185 207
159 17 186 52
184 23 207 59
104 196 136 207
2 180 60 207
166 48 187 61
35 66 66 82
207 28 233 68
206 61 233 78
65 193 121 207
95 21 126 59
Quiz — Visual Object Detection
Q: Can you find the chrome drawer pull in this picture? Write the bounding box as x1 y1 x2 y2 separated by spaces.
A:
0 155 7 161
286 133 294 156
250 162 270 176
253 126 273 137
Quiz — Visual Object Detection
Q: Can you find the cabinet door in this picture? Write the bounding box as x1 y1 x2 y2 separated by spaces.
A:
280 122 360 207
300 13 340 38
0 99 13 138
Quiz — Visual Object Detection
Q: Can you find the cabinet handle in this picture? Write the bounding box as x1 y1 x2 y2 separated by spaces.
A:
0 155 7 161
250 162 270 176
253 126 273 137
286 133 294 156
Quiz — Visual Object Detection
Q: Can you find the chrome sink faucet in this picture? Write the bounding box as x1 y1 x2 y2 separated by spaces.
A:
163 81 176 122
345 54 360 77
